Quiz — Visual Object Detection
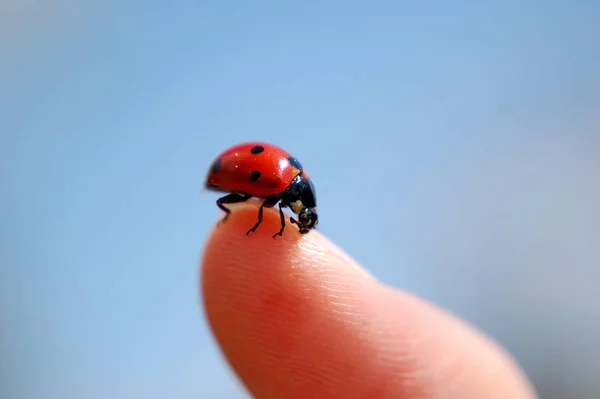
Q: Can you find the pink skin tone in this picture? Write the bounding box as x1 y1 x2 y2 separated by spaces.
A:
201 204 537 399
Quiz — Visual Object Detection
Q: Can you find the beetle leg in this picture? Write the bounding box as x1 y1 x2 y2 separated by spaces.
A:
272 202 287 238
289 216 309 234
246 196 279 236
216 193 251 225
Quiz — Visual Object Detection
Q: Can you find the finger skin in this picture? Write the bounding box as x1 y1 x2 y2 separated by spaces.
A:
201 204 537 399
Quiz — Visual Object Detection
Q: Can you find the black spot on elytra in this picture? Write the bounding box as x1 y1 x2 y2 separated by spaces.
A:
211 158 222 174
250 170 261 181
250 145 265 154
288 157 303 172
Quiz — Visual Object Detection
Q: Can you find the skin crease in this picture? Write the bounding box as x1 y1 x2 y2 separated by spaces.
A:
201 203 538 399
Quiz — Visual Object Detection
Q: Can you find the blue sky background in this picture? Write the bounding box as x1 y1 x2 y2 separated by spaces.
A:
1 1 599 398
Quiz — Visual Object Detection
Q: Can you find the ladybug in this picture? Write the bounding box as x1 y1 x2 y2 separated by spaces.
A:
205 142 318 238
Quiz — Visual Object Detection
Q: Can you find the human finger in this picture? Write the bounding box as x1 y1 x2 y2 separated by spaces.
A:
201 204 536 399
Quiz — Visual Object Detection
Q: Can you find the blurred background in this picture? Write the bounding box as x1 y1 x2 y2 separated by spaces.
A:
1 1 599 398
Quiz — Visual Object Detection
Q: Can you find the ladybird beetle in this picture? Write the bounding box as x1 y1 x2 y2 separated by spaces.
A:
205 142 318 238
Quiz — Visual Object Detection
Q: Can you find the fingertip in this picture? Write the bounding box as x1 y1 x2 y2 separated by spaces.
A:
201 204 382 397
201 203 307 295
202 202 375 302
204 200 303 254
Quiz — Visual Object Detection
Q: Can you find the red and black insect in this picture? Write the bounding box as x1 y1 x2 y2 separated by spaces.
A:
205 142 318 238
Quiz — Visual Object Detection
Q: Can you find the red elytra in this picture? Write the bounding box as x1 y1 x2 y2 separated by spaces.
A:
205 142 318 238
